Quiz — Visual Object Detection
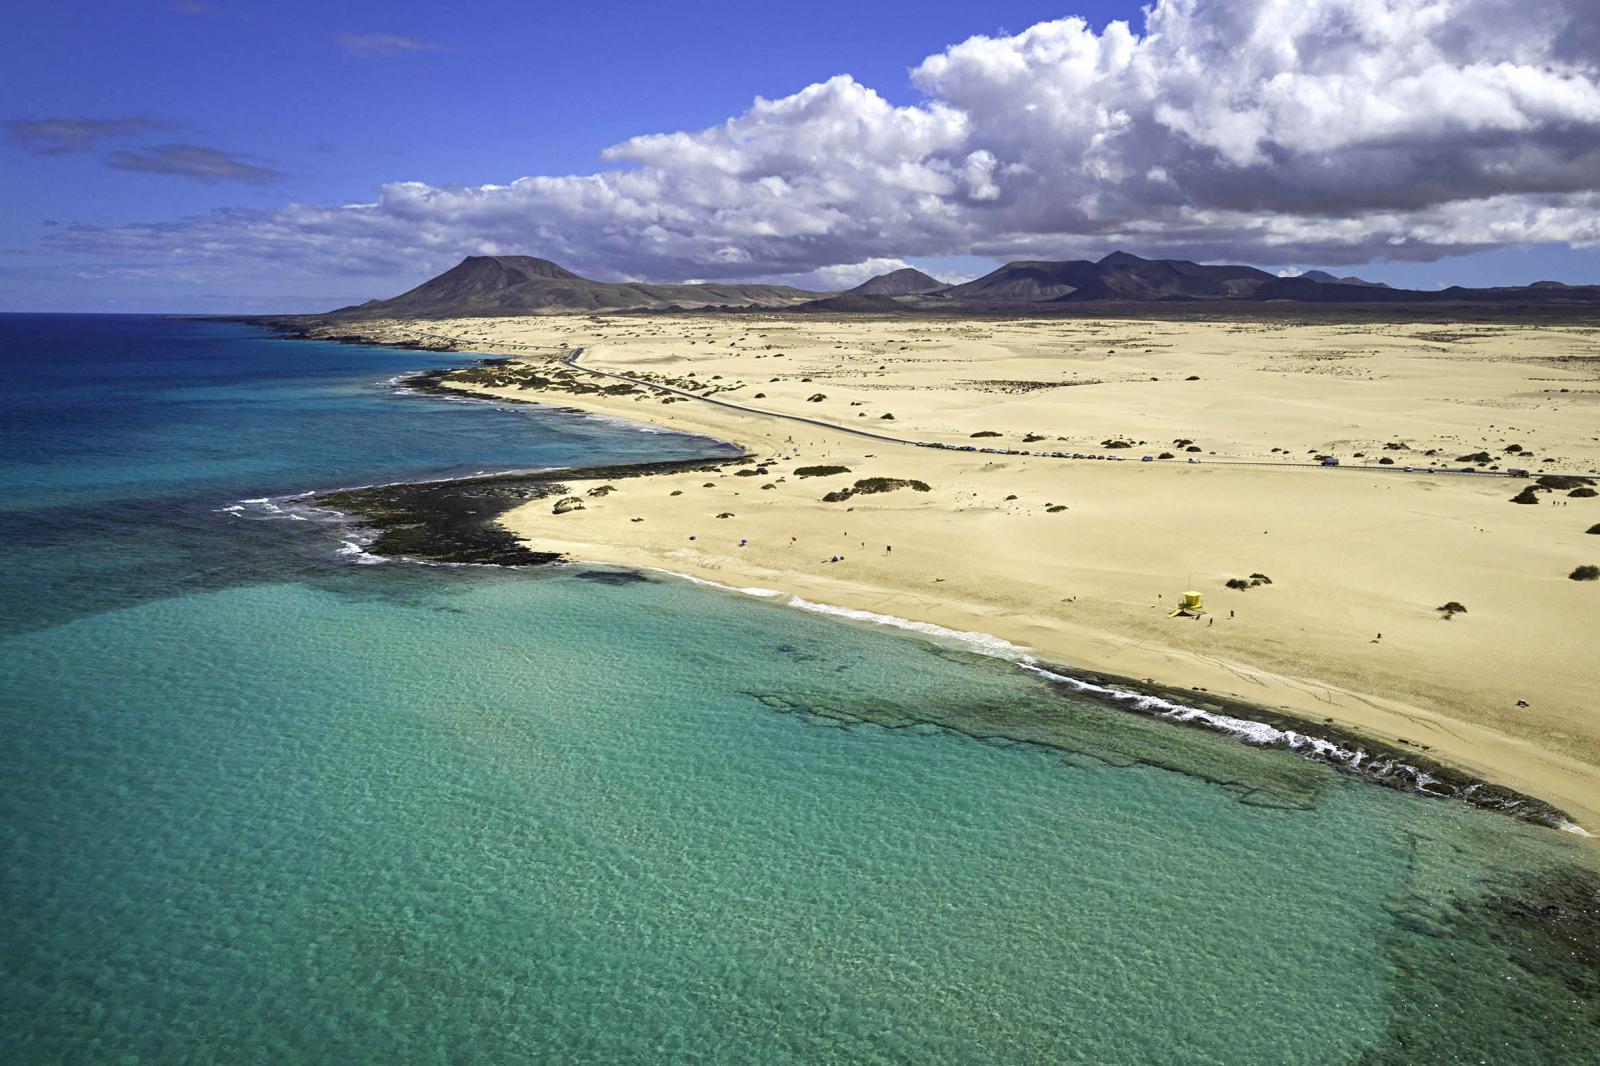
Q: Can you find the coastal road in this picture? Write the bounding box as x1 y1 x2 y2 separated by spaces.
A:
553 348 1548 481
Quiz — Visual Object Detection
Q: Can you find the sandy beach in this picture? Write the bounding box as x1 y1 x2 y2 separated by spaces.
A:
333 312 1600 827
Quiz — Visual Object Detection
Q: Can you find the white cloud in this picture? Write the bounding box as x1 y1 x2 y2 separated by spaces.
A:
334 33 446 58
54 0 1600 301
810 258 915 289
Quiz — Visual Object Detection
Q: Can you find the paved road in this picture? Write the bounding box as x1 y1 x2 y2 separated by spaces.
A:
555 348 1535 480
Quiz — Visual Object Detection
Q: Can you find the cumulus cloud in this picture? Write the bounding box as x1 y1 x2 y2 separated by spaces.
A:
811 258 918 289
106 144 286 184
52 0 1600 295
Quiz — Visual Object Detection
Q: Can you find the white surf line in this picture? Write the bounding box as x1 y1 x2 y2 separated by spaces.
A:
607 562 1590 835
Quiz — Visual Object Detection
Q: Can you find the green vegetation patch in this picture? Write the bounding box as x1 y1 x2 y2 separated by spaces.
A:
823 477 932 503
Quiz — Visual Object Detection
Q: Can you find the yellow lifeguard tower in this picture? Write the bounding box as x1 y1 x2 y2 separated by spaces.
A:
1168 590 1204 619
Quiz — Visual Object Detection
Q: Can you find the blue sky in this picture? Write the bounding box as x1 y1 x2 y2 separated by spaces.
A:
3 0 1598 311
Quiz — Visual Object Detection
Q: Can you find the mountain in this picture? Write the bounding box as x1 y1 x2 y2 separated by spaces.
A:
1300 269 1389 288
297 251 1600 321
930 251 1600 307
936 251 1274 304
844 268 949 296
938 259 1099 302
325 255 827 317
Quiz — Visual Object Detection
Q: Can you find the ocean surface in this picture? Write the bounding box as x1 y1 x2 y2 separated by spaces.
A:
1 314 1595 1063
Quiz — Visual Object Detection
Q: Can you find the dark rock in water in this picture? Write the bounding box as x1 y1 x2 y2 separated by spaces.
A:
571 569 652 586
317 455 738 566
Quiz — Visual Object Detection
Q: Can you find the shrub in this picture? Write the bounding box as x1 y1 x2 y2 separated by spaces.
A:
852 477 930 494
794 465 850 478
1538 475 1595 490
971 431 1002 438
1588 524 1600 535
1225 578 1251 590
1158 452 1175 460
1510 487 1541 505
1436 601 1467 618
1102 439 1133 448
1248 573 1273 585
1045 505 1068 513
822 478 931 504
806 393 826 402
1571 565 1600 581
1457 451 1492 463
1570 487 1598 498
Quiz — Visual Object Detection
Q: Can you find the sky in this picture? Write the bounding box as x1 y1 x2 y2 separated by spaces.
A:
3 0 1599 312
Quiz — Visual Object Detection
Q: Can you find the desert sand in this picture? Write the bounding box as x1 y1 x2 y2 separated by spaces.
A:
339 313 1600 827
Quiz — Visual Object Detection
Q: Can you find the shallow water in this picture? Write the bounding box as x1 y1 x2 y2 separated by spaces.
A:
1 316 1595 1062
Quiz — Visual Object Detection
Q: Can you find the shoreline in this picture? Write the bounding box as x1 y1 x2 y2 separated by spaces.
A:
630 563 1586 832
302 355 1588 833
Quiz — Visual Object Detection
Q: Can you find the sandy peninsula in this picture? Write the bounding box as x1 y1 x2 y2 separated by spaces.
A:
340 312 1600 828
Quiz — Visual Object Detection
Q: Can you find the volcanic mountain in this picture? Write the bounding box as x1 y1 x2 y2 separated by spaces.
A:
1299 270 1389 288
307 250 1600 320
937 251 1276 303
843 267 949 296
326 255 826 317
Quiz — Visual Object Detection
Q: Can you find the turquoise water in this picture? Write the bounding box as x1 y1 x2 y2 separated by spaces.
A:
2 316 1596 1062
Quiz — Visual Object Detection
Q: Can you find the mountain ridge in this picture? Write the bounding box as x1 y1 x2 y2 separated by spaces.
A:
326 255 826 317
314 251 1600 318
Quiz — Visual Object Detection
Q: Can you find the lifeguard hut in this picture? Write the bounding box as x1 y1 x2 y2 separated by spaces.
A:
1168 590 1205 619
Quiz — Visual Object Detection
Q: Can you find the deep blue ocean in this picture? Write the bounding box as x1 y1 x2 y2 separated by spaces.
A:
2 315 1596 1063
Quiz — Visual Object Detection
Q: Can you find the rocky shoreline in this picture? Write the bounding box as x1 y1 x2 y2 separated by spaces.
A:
301 345 1585 833
319 456 742 567
1030 663 1580 831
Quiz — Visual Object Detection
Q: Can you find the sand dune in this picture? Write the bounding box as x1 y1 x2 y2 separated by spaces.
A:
352 312 1600 827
